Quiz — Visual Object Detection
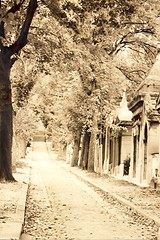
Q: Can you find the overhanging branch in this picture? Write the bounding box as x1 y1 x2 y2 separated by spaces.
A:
9 0 38 55
116 66 146 81
7 0 26 15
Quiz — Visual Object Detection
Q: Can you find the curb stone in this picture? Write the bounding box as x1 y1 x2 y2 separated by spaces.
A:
0 164 30 240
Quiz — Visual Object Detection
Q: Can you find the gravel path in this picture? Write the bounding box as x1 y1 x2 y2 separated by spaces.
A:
22 142 158 240
65 165 160 222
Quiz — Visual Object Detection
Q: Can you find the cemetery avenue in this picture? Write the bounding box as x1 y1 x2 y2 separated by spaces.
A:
20 142 158 240
1 1 160 240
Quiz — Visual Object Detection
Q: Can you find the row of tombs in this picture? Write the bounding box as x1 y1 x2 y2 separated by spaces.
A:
66 53 160 187
102 90 160 187
95 54 160 187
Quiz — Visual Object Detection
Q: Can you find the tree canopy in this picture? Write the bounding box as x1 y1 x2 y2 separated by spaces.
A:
12 0 160 148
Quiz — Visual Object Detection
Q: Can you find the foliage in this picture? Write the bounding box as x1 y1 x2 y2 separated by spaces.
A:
14 106 38 141
12 0 160 146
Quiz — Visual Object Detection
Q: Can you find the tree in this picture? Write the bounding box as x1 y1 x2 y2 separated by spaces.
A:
0 0 37 181
23 0 160 173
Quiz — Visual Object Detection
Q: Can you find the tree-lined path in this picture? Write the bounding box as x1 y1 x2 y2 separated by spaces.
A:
21 142 154 239
1 0 160 182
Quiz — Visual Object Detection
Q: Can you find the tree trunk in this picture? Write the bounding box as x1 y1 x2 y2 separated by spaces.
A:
82 131 90 170
79 130 90 170
12 134 18 173
88 112 97 172
71 130 81 167
0 0 37 181
0 52 15 181
79 133 85 168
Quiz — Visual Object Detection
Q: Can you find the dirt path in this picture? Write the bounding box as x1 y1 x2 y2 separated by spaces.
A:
22 142 157 240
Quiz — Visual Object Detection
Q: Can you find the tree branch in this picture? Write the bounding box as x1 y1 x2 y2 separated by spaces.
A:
9 0 38 55
7 0 26 15
116 66 146 82
110 28 156 56
0 1 25 42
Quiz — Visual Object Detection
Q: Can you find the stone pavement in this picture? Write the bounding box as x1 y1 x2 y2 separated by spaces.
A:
0 157 30 240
